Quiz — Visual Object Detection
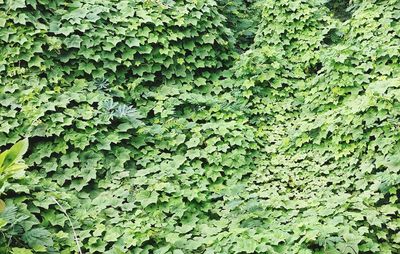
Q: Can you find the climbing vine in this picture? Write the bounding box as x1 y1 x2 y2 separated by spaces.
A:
0 0 399 253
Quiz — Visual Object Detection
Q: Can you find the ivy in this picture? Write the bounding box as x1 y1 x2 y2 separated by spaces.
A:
1 0 399 253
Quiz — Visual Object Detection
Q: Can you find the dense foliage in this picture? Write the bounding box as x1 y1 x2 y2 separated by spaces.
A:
0 0 399 253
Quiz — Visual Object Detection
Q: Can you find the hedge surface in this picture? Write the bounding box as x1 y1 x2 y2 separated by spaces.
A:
0 0 399 253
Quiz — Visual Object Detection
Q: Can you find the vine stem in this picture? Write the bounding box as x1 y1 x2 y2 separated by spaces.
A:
51 197 83 254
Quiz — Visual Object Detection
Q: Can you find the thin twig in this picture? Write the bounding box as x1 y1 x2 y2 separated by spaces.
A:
51 197 83 254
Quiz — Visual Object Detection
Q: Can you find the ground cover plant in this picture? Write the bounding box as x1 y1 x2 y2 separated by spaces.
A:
0 0 399 253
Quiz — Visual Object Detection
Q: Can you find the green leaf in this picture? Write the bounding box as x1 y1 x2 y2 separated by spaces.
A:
136 190 159 207
22 228 53 249
8 0 25 10
1 138 28 170
64 35 82 48
186 137 200 148
165 232 180 244
126 38 141 47
0 199 5 213
60 152 79 167
11 248 33 254
154 246 170 254
104 227 122 242
233 238 258 253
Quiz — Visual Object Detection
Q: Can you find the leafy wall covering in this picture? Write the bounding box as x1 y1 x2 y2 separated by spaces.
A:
0 0 399 253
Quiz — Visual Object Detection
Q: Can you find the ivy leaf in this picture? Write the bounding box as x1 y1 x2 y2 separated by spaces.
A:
8 0 25 10
136 190 159 207
126 38 141 47
165 232 180 244
186 137 200 148
104 227 122 242
60 152 79 167
233 238 258 253
64 35 82 48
